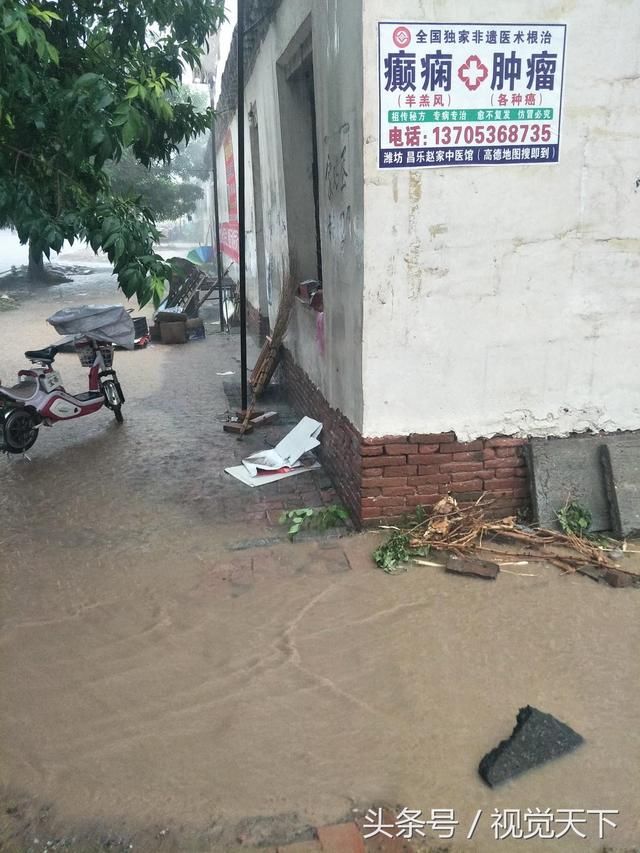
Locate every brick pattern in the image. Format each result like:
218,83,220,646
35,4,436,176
282,349,362,520
246,298,270,344
361,433,529,525
282,349,530,528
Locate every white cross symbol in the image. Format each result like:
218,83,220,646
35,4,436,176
461,58,486,87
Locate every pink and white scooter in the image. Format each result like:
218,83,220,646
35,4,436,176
0,306,132,454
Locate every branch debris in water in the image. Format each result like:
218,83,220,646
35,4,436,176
374,495,638,584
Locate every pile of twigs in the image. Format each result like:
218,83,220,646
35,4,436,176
400,495,621,574
250,276,298,396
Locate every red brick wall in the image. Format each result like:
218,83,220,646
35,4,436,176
281,348,531,528
246,300,270,344
282,349,362,519
360,433,529,526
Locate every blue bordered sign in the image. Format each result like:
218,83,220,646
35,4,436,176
378,22,567,168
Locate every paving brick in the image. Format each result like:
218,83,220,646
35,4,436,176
277,841,322,853
406,493,439,506
363,435,410,446
439,461,484,473
415,473,451,486
362,467,384,479
451,469,486,482
361,507,385,520
382,486,415,497
418,464,442,476
362,495,408,507
448,479,484,492
384,443,414,455
383,465,417,477
409,431,456,444
450,450,484,462
363,455,408,469
355,813,416,852
317,822,365,853
361,446,384,457
449,440,484,453
483,476,524,490
485,436,527,448
362,477,408,488
496,446,522,458
484,457,522,469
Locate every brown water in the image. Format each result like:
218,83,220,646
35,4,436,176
1,273,639,852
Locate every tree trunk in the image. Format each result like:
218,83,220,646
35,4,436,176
28,241,47,282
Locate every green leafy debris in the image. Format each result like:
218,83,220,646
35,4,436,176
279,505,350,541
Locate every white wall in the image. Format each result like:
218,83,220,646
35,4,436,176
362,0,640,440
218,0,365,427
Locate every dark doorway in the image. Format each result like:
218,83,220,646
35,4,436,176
278,31,323,283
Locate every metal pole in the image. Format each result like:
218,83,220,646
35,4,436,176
209,84,226,332
237,0,248,411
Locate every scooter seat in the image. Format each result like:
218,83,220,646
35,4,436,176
24,345,60,363
6,381,38,400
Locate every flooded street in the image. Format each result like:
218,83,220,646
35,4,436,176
0,265,639,852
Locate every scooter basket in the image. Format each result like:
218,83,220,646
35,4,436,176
75,341,96,367
98,345,114,368
74,341,114,368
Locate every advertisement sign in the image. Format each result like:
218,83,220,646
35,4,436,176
221,128,239,261
378,22,567,168
220,221,239,263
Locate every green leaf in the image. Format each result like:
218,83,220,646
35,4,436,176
46,43,58,64
76,73,101,87
15,22,29,46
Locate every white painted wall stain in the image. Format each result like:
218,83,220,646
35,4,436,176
217,0,365,427
361,0,640,440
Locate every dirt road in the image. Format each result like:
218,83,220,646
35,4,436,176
1,273,639,852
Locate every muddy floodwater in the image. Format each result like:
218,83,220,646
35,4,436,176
1,266,639,852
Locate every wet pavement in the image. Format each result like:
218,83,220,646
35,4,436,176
1,267,640,853
0,267,338,543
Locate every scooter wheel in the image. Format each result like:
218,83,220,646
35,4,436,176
102,379,124,423
3,408,39,453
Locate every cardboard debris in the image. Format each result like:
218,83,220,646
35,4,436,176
226,417,322,487
225,461,321,488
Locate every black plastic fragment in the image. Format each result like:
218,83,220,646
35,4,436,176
479,706,584,787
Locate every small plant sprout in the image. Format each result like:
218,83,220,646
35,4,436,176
279,505,350,541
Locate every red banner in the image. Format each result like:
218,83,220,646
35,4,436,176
223,129,238,220
220,221,239,262
220,129,239,262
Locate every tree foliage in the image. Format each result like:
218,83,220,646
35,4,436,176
0,0,224,304
106,86,211,224
106,149,205,224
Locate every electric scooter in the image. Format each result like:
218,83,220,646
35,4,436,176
0,305,132,454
